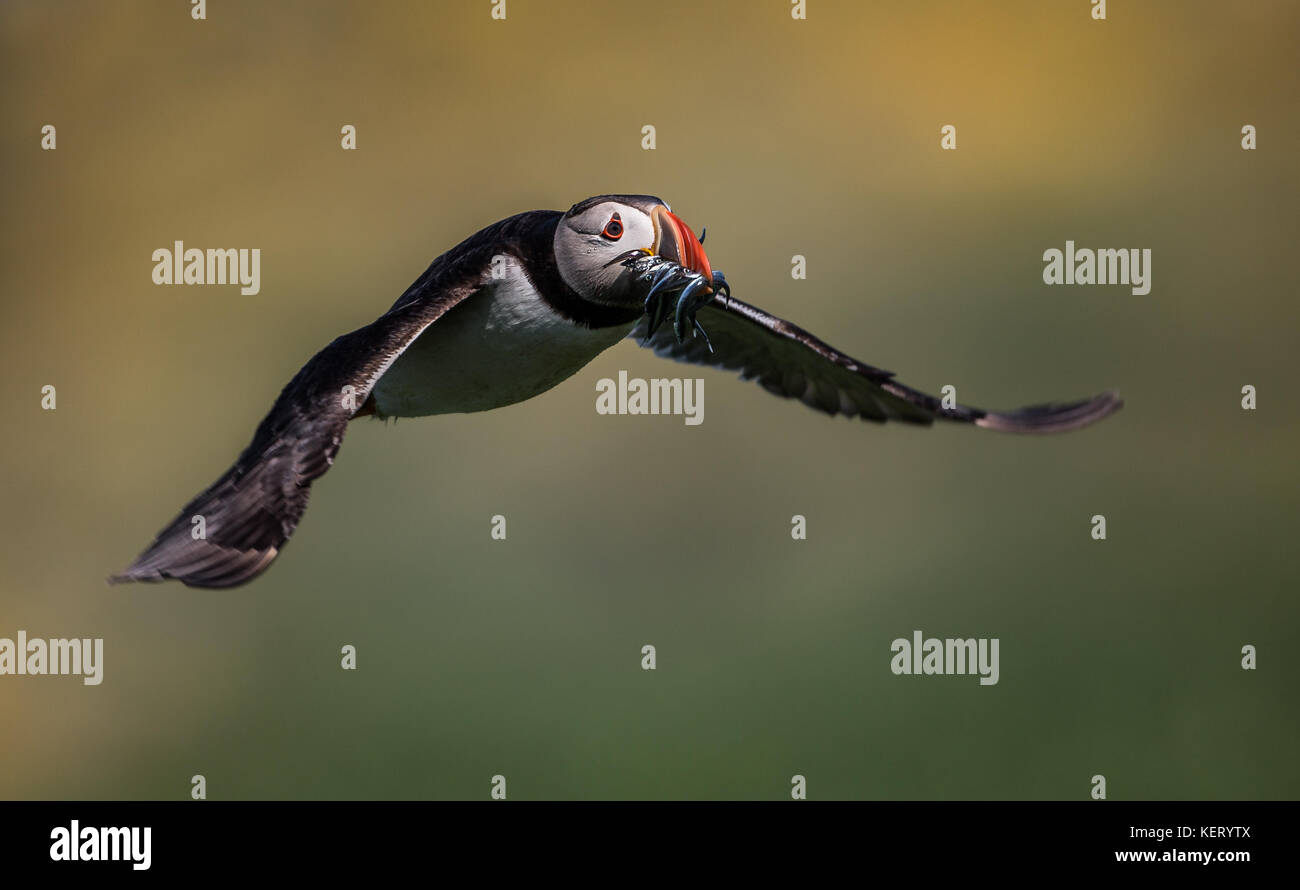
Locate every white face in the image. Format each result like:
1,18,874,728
553,200,658,305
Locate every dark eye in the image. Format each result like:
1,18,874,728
601,213,624,240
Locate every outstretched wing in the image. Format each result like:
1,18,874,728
108,298,467,588
110,211,561,589
630,292,1122,432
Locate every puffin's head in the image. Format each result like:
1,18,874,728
553,194,713,307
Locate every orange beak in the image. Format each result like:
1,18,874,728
651,205,713,289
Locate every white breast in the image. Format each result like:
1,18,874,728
371,257,634,418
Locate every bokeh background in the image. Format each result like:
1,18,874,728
2,0,1297,800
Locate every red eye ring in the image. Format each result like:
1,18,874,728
601,213,624,240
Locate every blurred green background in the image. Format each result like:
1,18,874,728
2,0,1297,800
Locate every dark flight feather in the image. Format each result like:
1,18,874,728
630,292,1122,433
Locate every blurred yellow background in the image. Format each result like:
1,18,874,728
1,0,1296,799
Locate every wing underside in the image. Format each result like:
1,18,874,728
630,293,1122,433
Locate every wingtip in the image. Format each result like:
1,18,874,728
976,389,1123,434
106,567,150,586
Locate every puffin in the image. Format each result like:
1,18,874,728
111,194,1122,588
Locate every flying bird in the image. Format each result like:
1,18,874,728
111,194,1121,588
